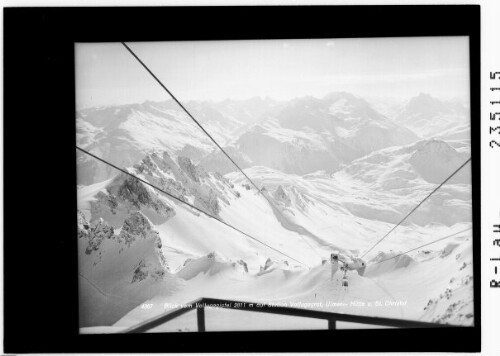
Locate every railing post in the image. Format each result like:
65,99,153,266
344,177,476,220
328,319,336,330
197,305,206,332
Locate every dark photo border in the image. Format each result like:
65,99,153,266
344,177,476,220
3,5,480,353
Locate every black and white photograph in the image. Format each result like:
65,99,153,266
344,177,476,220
76,37,474,333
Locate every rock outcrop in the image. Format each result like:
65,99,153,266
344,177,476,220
78,213,115,255
130,151,238,218
78,210,168,275
273,185,291,206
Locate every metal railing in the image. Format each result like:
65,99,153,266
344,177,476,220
120,297,448,333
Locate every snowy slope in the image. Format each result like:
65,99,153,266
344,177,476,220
223,137,471,256
76,100,247,185
105,229,472,332
77,92,474,333
76,151,330,295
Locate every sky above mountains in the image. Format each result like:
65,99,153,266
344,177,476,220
75,37,469,109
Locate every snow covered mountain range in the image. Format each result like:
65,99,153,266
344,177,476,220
77,92,453,184
76,92,473,332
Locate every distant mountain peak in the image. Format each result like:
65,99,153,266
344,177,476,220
416,139,455,154
323,91,360,102
394,93,468,139
405,92,446,114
